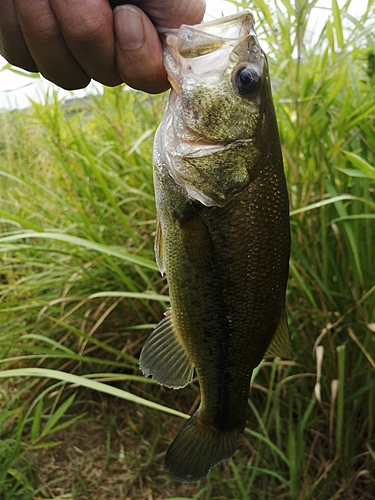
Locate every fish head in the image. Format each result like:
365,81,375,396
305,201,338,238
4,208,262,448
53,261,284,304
161,10,268,143
155,11,274,207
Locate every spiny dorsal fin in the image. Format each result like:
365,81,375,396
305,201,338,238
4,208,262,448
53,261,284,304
264,308,292,359
139,310,194,389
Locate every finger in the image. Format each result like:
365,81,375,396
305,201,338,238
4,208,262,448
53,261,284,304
114,5,168,94
132,0,206,28
0,0,37,71
15,0,90,89
114,1,206,94
49,0,122,87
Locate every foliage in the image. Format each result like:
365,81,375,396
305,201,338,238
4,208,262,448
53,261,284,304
0,0,375,498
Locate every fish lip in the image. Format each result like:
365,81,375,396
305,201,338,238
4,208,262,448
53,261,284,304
157,30,182,94
188,9,254,28
167,74,181,95
181,122,230,147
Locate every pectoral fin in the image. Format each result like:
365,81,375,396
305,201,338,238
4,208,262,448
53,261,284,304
264,308,292,359
139,310,194,389
173,203,214,273
155,215,165,275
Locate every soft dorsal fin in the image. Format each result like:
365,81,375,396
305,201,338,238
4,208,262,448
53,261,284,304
264,308,292,359
139,310,194,389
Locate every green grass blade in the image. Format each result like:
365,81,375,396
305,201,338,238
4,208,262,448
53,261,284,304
0,368,188,419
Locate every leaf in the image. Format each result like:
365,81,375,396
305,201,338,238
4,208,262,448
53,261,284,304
336,167,371,178
27,441,62,450
41,393,77,437
0,231,158,271
332,0,344,49
88,291,170,302
290,195,356,216
343,151,375,180
0,368,188,420
30,399,43,442
0,209,44,231
0,62,40,79
40,414,86,439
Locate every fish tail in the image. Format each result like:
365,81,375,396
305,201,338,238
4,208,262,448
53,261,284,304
164,412,239,482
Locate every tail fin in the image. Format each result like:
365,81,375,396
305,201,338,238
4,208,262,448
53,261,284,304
164,412,239,482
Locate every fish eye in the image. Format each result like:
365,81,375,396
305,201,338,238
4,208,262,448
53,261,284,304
234,66,261,97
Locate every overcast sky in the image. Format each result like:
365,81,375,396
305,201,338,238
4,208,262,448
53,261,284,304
0,0,369,110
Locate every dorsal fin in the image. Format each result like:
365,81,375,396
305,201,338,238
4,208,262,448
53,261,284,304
264,308,292,359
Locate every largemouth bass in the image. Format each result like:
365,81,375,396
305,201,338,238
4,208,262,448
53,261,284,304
140,10,291,482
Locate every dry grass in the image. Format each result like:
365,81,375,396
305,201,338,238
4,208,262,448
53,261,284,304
28,394,202,500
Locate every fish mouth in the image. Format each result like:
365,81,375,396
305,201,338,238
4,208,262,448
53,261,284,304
158,10,259,94
183,122,229,147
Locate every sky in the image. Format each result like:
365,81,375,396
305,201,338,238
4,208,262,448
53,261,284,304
0,0,370,110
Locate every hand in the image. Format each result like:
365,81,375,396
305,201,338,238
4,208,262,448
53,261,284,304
0,0,205,93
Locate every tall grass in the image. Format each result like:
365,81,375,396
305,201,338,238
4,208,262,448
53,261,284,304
1,0,374,498
0,88,173,497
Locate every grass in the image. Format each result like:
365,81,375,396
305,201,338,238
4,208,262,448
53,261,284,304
1,0,375,498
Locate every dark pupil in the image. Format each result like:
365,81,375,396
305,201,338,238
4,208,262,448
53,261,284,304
238,67,260,94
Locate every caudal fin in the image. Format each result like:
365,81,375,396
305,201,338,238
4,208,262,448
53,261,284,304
164,412,239,482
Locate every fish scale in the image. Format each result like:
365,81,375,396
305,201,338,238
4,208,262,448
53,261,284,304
139,10,292,482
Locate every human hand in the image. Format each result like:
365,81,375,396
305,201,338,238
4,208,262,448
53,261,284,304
0,0,205,93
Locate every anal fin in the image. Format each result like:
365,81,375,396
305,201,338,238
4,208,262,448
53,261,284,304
264,308,292,359
139,310,194,389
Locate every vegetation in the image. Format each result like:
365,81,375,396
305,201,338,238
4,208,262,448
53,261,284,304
0,0,374,498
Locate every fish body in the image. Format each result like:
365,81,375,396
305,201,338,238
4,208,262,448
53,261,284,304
140,10,291,482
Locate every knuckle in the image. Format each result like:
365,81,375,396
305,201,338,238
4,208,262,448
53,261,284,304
26,11,58,38
65,17,107,45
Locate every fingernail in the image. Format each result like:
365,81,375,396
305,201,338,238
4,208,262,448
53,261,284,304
115,5,146,51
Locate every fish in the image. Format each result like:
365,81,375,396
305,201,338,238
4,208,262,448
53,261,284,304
139,10,291,483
